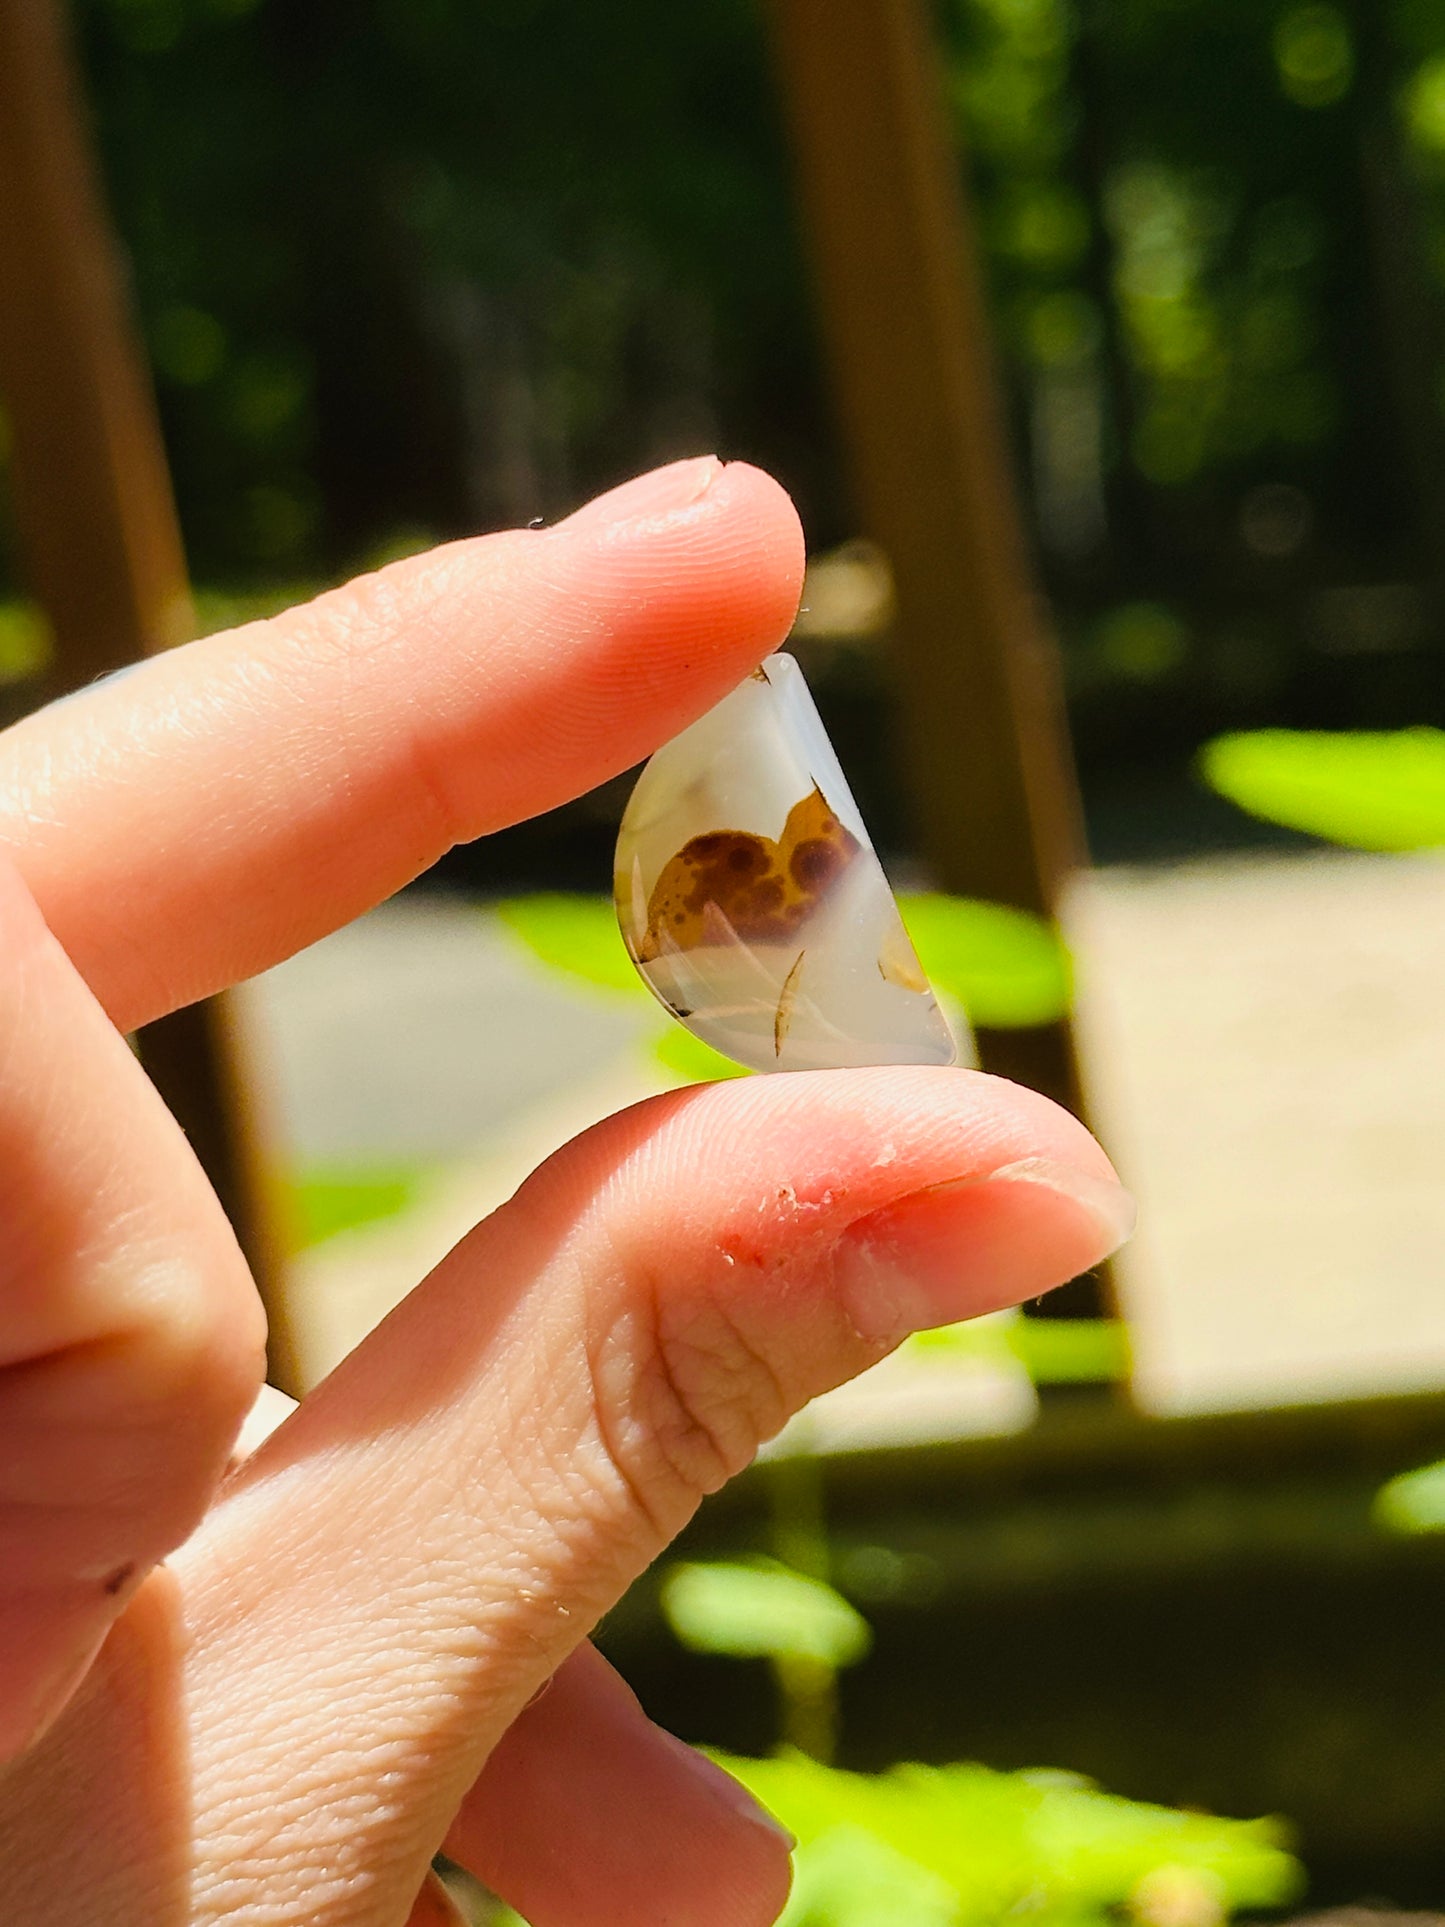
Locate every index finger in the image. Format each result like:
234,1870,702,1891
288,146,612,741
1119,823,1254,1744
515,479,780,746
0,458,804,1031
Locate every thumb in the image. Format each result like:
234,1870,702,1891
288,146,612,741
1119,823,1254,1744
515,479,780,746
11,1067,1130,1926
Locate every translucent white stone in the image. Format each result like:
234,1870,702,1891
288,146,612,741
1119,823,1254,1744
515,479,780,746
614,652,960,1073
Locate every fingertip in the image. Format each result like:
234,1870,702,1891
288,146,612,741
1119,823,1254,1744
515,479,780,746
0,1592,106,1767
558,1064,1122,1243
958,1069,1127,1188
707,459,808,591
554,454,724,531
555,455,806,602
552,454,806,658
417,457,809,828
449,1644,795,1927
837,1155,1134,1342
714,461,808,648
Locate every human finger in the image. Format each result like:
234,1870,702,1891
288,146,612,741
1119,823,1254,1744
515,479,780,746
226,1374,789,1923
0,1067,1130,1925
443,1641,793,1927
0,457,804,1032
221,1384,785,1923
0,857,264,1763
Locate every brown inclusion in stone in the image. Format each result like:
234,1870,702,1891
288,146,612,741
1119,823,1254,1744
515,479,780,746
640,788,860,961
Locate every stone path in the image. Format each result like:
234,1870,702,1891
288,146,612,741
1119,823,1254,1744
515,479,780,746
1070,849,1445,1415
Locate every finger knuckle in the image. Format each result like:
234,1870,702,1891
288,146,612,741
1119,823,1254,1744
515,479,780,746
587,1269,792,1541
111,1244,266,1486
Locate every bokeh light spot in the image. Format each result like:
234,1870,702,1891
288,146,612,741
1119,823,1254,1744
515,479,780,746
1273,6,1353,110
1092,603,1190,683
1405,55,1445,154
0,604,54,686
153,305,227,387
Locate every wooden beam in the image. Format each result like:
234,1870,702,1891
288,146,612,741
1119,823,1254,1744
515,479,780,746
0,0,288,1361
0,0,190,681
767,0,1109,1320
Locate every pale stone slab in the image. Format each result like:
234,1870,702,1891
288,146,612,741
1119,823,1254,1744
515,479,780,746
1070,849,1445,1414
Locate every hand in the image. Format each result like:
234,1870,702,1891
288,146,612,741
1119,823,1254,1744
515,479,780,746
0,457,1132,1926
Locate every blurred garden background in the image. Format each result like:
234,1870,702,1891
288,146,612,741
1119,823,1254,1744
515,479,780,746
5,1,1445,1922
10,0,1445,799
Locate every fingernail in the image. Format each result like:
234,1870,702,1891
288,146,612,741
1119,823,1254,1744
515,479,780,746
659,1730,797,1850
557,456,722,533
837,1156,1136,1345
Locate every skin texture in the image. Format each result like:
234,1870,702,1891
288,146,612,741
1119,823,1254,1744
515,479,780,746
0,459,1134,1925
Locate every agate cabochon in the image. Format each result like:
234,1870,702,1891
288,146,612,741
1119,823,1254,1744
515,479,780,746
614,653,960,1073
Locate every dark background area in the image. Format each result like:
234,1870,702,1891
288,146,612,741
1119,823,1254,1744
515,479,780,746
5,0,1445,870
601,1397,1445,1907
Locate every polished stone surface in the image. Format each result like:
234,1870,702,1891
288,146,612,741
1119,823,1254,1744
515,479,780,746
614,653,959,1073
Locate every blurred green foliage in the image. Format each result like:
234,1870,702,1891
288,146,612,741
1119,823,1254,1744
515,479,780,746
494,892,640,995
1200,726,1445,847
1005,1312,1130,1384
192,581,322,633
0,603,52,686
286,1164,428,1248
710,1753,1301,1927
867,1306,1125,1385
661,1560,871,1668
0,0,1431,785
486,1558,1303,1926
1374,1455,1445,1532
651,1025,751,1082
898,893,1072,1028
494,890,1073,1051
496,890,737,1084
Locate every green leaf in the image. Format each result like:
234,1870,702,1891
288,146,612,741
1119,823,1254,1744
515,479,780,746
1373,1457,1445,1535
0,602,53,684
497,894,755,1076
1199,728,1445,851
494,893,643,995
1008,1317,1132,1385
286,1165,428,1249
660,1560,872,1668
904,1311,1020,1360
778,1825,958,1926
711,1753,1302,1925
899,893,1073,1028
651,1026,750,1082
494,890,1075,1034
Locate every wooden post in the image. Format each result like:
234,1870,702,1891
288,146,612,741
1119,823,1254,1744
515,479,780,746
0,0,287,1355
767,0,1109,1321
